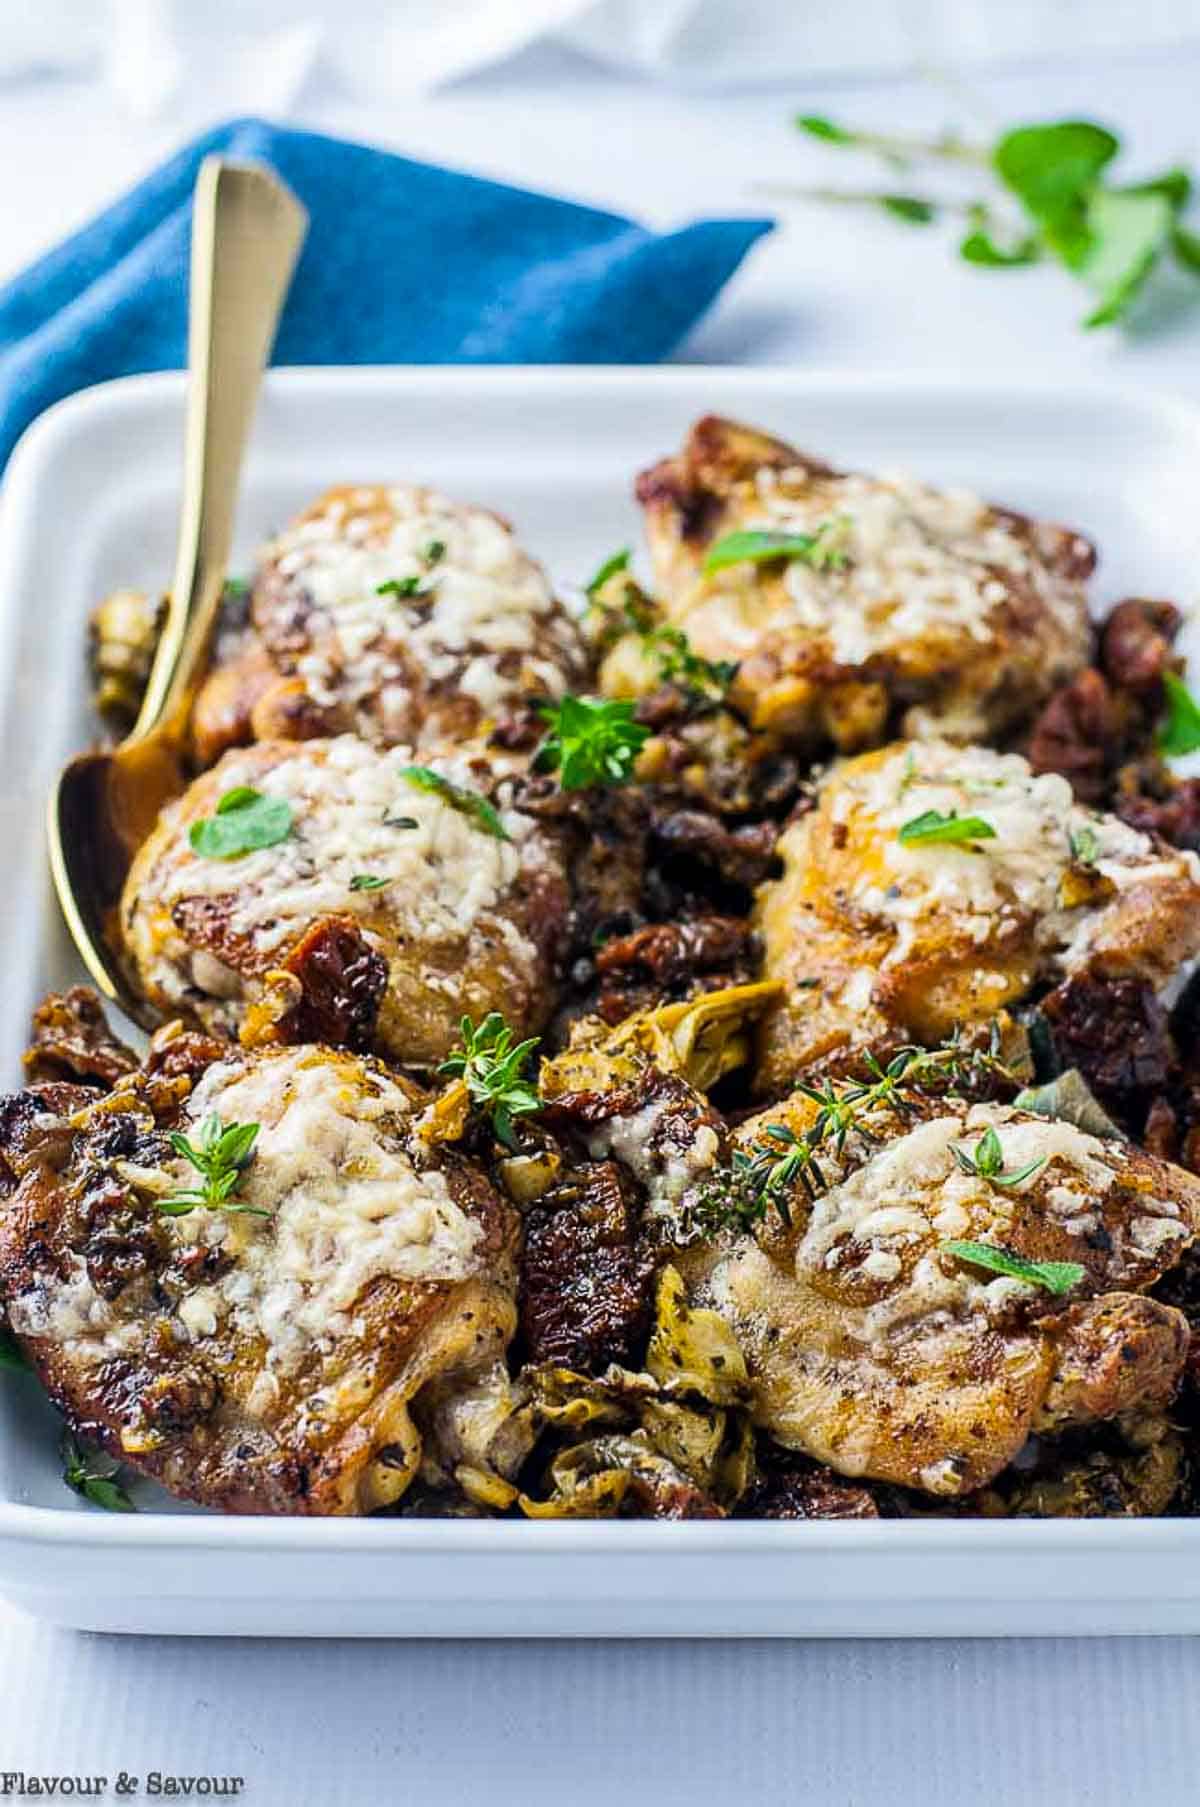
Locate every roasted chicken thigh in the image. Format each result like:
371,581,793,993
755,738,1200,1095
120,735,571,1068
191,483,588,764
636,415,1093,750
0,1038,517,1514
691,1095,1200,1496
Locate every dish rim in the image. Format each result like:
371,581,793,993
4,362,1200,1555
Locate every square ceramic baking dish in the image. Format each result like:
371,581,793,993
2,366,1200,1637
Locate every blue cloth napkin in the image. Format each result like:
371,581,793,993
0,116,771,472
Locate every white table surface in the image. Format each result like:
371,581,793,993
3,33,1200,1806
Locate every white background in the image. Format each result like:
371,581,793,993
3,23,1200,1807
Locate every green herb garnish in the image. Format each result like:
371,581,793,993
1158,670,1200,758
703,520,851,575
349,874,389,892
898,809,996,846
189,787,293,861
689,1031,1017,1235
438,1012,541,1149
161,1114,266,1217
942,1239,1085,1296
1069,825,1100,865
377,541,445,601
376,575,426,599
950,1125,1046,1189
585,547,632,596
784,111,1200,328
399,765,510,840
383,811,420,830
0,1325,28,1372
535,695,651,791
61,1432,135,1513
645,625,738,706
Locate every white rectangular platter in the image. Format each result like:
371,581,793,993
1,365,1200,1637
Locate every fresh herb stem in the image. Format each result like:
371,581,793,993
690,1031,1017,1236
535,696,650,791
438,1013,542,1149
162,1114,266,1217
61,1431,136,1512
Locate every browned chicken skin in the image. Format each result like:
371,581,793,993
191,483,588,765
636,415,1092,751
755,738,1200,1096
689,1093,1200,1497
0,1035,517,1515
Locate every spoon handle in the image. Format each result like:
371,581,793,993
130,156,308,744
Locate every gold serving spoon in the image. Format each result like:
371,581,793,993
48,156,307,1027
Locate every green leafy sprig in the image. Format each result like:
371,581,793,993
400,765,511,841
189,786,293,861
376,539,446,600
1159,670,1200,758
438,1012,542,1149
703,519,852,575
162,1114,266,1217
941,1240,1085,1296
949,1125,1046,1189
585,547,633,597
61,1431,136,1512
898,809,996,847
782,113,1200,329
690,1032,1017,1236
535,695,651,791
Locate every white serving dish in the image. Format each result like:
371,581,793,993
1,365,1200,1638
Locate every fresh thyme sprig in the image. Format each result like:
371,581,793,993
535,695,651,791
438,1012,542,1149
161,1114,266,1217
644,625,738,708
61,1431,135,1512
688,1031,1017,1236
949,1125,1046,1189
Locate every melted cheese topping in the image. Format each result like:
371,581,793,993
736,466,1085,666
819,738,1199,967
711,1104,1188,1352
267,485,578,727
585,1094,721,1224
10,1051,488,1373
157,735,546,960
169,1051,484,1370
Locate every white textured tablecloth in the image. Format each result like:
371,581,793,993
2,35,1200,1807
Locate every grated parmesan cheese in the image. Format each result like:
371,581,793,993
153,735,548,960
170,1049,485,1370
264,485,581,735
817,738,1200,971
727,467,1086,667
